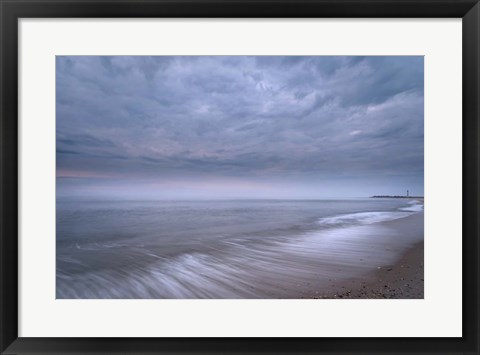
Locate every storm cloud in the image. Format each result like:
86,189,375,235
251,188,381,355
56,56,423,199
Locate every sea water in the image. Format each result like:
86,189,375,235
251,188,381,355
56,198,423,298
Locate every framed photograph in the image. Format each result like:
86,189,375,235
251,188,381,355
1,0,478,354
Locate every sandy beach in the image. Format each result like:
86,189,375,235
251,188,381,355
306,241,424,299
304,210,424,299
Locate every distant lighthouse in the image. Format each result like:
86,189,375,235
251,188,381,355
407,190,409,197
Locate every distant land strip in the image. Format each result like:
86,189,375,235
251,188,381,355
371,195,424,198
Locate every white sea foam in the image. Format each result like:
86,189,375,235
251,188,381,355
400,201,424,212
317,211,411,227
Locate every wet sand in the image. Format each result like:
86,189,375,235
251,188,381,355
306,242,424,299
303,211,424,299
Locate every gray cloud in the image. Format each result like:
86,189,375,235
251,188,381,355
56,56,424,198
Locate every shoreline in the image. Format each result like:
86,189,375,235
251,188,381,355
306,241,424,299
303,211,424,299
57,200,424,299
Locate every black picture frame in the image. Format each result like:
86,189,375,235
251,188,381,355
1,1,478,354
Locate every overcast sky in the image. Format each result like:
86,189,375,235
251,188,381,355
56,56,423,199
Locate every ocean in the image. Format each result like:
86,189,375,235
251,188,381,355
56,198,424,298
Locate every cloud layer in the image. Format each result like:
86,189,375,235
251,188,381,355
56,56,424,199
